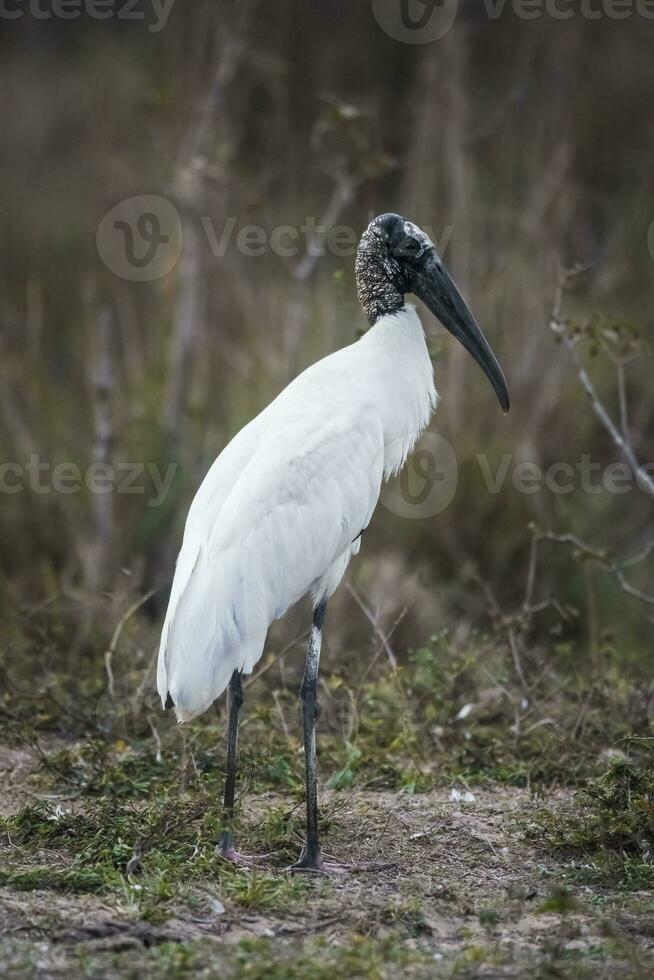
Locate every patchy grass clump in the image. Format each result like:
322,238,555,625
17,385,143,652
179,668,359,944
528,759,654,853
220,871,312,911
0,794,318,923
2,797,217,872
37,740,183,798
526,757,654,889
0,866,116,893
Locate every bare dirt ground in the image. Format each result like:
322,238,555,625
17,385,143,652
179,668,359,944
1,741,653,979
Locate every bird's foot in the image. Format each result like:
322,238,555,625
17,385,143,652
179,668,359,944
284,843,328,874
286,857,347,875
285,846,396,875
216,845,275,867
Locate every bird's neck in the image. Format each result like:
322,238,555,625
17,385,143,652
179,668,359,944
360,283,405,326
355,257,405,326
361,305,439,476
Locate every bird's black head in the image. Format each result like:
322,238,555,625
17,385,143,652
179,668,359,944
356,212,510,413
355,213,430,324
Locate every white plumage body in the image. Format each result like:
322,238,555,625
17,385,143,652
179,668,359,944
157,304,438,721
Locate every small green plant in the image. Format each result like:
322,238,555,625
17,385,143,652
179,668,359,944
478,906,501,929
537,886,579,914
327,741,362,790
220,870,312,911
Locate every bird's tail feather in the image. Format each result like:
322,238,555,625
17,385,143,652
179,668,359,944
157,545,267,722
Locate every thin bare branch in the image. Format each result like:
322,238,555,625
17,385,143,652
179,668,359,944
346,584,398,670
550,267,654,496
104,590,156,699
536,531,654,608
244,630,310,689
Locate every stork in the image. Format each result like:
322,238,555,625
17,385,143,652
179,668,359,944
157,212,509,871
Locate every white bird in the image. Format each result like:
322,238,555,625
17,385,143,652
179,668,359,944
157,212,509,871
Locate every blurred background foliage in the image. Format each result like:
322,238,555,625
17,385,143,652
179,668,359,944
0,0,652,752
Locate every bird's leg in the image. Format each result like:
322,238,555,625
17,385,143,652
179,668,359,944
216,671,274,866
217,669,245,860
286,603,398,877
289,600,327,871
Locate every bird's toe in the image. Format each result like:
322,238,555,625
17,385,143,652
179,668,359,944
216,846,275,867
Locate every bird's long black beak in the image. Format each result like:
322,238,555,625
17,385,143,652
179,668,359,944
410,254,510,413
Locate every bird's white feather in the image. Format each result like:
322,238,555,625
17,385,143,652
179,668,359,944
158,305,437,721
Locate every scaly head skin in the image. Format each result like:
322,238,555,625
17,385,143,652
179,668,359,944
356,212,510,413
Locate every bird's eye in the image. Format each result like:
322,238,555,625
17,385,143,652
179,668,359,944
399,235,424,257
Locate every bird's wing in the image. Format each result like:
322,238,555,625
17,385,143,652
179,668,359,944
157,400,384,721
155,414,263,703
